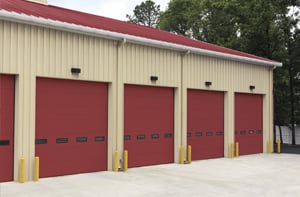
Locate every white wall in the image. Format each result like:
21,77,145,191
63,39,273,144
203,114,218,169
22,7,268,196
275,126,300,144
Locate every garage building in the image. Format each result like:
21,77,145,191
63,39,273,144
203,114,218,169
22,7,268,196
0,0,281,182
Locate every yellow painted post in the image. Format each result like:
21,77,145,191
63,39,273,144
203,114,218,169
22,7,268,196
123,150,128,172
114,151,119,172
277,140,281,153
235,142,239,157
230,143,234,158
34,157,39,182
19,158,25,183
180,146,184,164
187,145,192,164
268,141,272,153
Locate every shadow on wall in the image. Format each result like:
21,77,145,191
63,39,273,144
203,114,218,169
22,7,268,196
275,126,300,144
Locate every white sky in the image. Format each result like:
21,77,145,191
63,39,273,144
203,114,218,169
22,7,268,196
48,0,170,21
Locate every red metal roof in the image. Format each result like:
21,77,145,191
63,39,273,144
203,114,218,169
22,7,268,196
0,0,277,63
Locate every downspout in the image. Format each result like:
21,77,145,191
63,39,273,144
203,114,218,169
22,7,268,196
115,38,126,169
181,50,190,162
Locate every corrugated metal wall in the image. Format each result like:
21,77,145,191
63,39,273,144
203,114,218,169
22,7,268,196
115,43,182,164
182,54,273,157
0,20,274,181
121,43,181,87
185,54,269,93
0,21,116,80
0,20,117,180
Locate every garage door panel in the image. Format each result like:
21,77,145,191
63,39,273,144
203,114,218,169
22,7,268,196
36,78,108,178
0,75,14,182
37,141,107,176
124,134,174,168
124,85,174,168
235,93,263,155
36,140,107,177
125,138,174,167
187,90,224,161
36,80,107,133
188,131,224,159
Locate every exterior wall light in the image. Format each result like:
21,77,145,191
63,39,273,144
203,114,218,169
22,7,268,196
71,68,81,74
150,76,158,81
205,81,212,87
249,85,255,90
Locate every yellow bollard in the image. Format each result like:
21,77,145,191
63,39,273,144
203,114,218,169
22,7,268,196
235,142,239,157
114,151,119,172
180,146,184,164
34,157,39,182
230,143,234,158
268,141,272,153
19,158,25,183
123,150,128,172
187,145,192,164
277,140,281,153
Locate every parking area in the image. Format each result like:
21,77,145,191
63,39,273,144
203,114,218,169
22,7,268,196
1,154,300,197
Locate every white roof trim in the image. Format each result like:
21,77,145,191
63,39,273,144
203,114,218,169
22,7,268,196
0,10,282,67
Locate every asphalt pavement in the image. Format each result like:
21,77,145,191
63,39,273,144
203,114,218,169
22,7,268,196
274,143,300,154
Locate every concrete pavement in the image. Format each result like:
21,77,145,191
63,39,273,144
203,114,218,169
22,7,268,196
1,154,300,197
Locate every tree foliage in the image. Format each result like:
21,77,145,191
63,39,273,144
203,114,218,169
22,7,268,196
159,0,198,37
289,29,300,126
159,0,300,142
159,0,297,55
126,0,161,28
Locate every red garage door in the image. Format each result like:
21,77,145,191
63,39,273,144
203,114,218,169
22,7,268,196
124,85,174,168
187,90,224,160
235,93,263,155
35,78,108,178
0,75,14,182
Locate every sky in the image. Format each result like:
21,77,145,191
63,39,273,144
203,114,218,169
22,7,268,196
48,0,170,21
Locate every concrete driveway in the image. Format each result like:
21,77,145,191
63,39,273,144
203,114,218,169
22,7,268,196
1,154,299,197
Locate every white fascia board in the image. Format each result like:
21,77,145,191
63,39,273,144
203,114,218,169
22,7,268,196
0,10,282,67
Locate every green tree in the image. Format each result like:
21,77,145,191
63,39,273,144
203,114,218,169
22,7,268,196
292,30,300,126
159,0,294,53
288,28,300,143
160,0,300,144
196,0,240,48
159,0,240,48
159,0,198,37
126,0,161,28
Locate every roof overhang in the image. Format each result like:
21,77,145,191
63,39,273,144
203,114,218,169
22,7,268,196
0,10,282,68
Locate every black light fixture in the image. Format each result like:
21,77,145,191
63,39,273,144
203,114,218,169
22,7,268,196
205,81,212,87
150,76,158,81
249,85,255,90
71,68,81,74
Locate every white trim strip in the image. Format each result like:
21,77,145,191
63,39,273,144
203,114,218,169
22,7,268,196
0,10,282,67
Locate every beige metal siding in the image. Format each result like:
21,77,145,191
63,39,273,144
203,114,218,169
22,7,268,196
0,21,116,81
121,43,181,87
116,43,182,164
0,20,117,181
36,28,116,81
185,55,269,93
14,74,36,181
263,69,274,152
183,54,273,157
0,21,19,74
0,19,275,181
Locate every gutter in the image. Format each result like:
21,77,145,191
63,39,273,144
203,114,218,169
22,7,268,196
0,10,282,67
